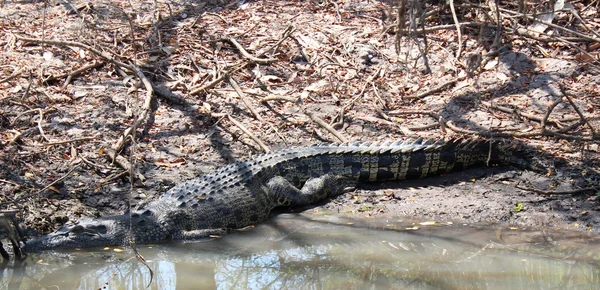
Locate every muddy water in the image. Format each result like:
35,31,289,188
3,213,600,289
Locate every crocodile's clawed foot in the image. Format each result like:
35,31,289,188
0,210,26,260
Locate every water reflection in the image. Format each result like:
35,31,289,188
3,213,600,289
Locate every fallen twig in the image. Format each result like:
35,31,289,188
403,76,464,100
105,149,146,181
227,76,264,122
259,95,299,104
226,114,270,152
35,108,49,142
304,109,348,143
449,0,462,58
15,35,135,71
388,22,496,35
189,62,247,95
40,61,105,87
384,109,443,134
42,135,100,147
0,67,23,84
223,37,277,64
516,184,600,195
540,98,563,134
498,7,600,43
482,101,582,124
444,120,598,141
62,61,105,88
559,84,597,138
111,65,156,153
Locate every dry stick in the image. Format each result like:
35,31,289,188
15,35,136,71
0,68,22,84
0,179,19,186
388,22,496,35
223,37,277,64
7,129,22,145
190,62,247,95
449,0,462,58
42,135,100,147
304,110,348,143
403,76,464,100
559,85,598,138
62,61,105,88
11,108,51,126
98,171,129,185
516,184,600,195
539,98,563,134
384,110,442,133
111,70,155,153
569,7,600,39
377,110,415,135
40,61,105,85
227,76,289,144
387,106,598,141
226,115,270,152
260,95,299,104
35,108,50,142
21,72,33,102
394,0,406,55
105,148,145,181
445,120,597,141
481,101,582,124
11,108,53,143
227,76,264,122
506,24,599,63
498,7,600,43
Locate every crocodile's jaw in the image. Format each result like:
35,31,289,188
25,216,132,251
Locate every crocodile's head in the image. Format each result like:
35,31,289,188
25,215,131,251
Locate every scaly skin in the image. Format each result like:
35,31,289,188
24,138,531,251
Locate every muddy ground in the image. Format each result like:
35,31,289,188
0,0,599,243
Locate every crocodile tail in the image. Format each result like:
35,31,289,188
488,139,540,170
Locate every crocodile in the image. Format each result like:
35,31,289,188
23,138,533,251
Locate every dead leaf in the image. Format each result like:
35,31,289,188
155,157,186,167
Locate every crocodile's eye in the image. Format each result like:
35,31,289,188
89,225,108,234
69,225,85,234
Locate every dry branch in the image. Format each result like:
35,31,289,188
189,62,247,95
516,184,600,195
226,114,270,152
0,68,23,84
403,76,464,100
105,149,145,181
304,110,348,143
223,37,277,64
498,7,600,43
559,85,598,138
260,95,299,104
227,76,264,122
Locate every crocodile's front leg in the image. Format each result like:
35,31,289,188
266,174,357,207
